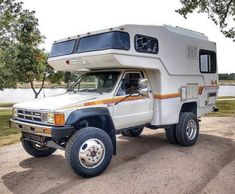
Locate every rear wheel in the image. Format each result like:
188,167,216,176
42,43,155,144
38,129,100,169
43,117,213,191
121,127,144,137
165,125,178,144
22,139,57,157
65,127,113,178
175,112,199,146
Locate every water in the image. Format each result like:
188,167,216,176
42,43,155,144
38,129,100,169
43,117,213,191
0,86,234,103
218,86,235,97
0,88,66,103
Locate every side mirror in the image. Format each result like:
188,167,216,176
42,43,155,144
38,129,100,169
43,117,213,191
139,78,148,88
138,78,149,96
139,88,149,96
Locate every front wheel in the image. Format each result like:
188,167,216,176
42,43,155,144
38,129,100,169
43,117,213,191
22,139,57,157
175,112,199,146
65,127,113,178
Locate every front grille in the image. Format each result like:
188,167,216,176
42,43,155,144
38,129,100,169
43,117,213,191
16,109,45,123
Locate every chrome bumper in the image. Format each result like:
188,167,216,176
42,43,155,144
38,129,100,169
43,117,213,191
9,119,52,137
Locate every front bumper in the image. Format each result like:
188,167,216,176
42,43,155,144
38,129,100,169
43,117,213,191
9,119,74,140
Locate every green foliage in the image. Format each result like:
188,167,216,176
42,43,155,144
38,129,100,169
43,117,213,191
176,0,235,41
0,0,63,97
47,67,64,84
64,71,81,83
219,73,235,80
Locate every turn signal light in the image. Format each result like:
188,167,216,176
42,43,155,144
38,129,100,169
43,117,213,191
54,113,65,126
43,128,51,135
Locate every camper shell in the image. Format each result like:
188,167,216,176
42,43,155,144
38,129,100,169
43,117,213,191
49,24,218,125
10,24,218,177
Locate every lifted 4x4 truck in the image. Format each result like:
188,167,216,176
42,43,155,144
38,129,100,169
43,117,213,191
10,25,219,177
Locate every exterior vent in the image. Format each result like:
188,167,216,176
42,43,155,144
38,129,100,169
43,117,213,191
187,46,198,59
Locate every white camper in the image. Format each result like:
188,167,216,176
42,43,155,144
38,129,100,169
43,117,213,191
10,25,219,177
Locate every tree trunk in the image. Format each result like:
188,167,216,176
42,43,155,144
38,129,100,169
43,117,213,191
30,72,46,99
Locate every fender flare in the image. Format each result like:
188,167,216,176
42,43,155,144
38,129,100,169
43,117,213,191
66,107,117,155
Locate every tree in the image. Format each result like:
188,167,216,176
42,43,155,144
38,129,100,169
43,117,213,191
0,0,60,98
0,0,22,89
219,73,235,80
176,0,235,41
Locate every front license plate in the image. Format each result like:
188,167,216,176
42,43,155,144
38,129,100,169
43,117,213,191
22,132,46,143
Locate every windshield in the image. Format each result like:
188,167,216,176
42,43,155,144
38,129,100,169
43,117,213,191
69,71,120,93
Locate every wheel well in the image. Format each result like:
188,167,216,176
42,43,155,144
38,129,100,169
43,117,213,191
76,115,111,130
180,102,197,115
75,115,116,155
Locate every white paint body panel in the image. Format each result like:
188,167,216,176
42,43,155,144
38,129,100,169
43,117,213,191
13,24,218,130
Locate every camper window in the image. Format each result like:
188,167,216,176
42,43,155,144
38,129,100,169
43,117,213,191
134,34,158,54
50,40,76,57
76,31,130,53
199,50,216,73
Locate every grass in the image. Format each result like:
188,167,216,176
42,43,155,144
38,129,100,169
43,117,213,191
0,133,21,146
206,100,235,117
218,96,235,99
0,110,20,146
219,80,235,85
0,102,15,107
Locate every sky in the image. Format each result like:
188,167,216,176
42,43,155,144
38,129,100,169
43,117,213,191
21,0,235,73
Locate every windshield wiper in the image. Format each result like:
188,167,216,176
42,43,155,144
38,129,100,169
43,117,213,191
79,88,103,94
67,88,77,93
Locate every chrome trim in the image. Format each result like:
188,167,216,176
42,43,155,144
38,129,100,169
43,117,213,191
13,108,48,124
78,138,105,169
186,119,197,140
10,119,52,137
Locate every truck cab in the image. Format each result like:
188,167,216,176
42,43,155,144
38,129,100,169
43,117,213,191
10,24,218,177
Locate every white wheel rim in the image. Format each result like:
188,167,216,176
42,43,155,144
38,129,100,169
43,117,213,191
186,119,197,140
78,138,105,169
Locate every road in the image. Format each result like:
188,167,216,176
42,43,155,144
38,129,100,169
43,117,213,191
0,117,234,194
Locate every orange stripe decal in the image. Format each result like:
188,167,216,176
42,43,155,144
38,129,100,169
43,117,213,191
154,93,181,99
84,96,144,106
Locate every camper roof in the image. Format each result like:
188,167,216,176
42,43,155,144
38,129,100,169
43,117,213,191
54,24,208,44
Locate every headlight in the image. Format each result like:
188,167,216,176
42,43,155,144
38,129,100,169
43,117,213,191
47,113,65,126
47,113,54,123
13,109,18,117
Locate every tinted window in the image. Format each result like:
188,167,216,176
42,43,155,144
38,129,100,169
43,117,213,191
135,34,158,54
49,40,76,57
117,73,142,96
199,50,216,73
77,31,130,53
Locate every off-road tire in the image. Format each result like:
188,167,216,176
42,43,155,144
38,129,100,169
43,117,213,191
121,127,144,137
65,127,113,178
165,125,178,144
22,139,56,157
175,112,199,146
